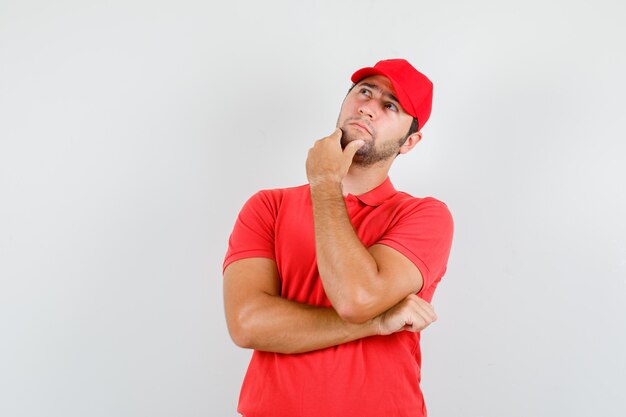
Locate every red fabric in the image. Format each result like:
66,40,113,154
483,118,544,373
224,178,453,417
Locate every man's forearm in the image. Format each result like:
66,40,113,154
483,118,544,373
305,130,407,322
225,258,380,354
225,258,434,354
310,180,383,320
230,292,379,354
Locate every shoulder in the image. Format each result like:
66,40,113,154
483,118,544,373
393,191,452,219
383,192,454,239
244,184,310,210
250,184,310,201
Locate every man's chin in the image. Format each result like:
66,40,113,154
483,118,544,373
340,130,370,150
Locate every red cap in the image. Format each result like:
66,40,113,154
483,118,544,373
351,59,433,130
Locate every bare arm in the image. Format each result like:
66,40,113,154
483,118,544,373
223,257,436,354
224,257,378,354
306,129,423,323
310,182,423,322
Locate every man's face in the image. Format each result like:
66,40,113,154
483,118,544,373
336,75,415,166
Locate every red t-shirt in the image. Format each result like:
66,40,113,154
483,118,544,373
224,178,453,417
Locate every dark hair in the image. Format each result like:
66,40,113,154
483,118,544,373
406,117,419,137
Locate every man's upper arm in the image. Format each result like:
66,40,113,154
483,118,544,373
350,243,423,319
223,257,280,347
375,198,454,295
369,243,424,291
223,189,281,345
355,199,453,320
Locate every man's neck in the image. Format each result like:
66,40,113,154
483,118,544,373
341,163,391,196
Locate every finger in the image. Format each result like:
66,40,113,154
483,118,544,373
407,320,430,333
411,299,437,323
402,314,427,333
402,300,436,327
410,307,437,331
408,295,437,321
331,127,343,140
344,139,364,159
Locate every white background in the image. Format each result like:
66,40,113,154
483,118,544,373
1,1,625,416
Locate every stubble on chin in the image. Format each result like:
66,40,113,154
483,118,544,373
343,130,404,167
337,126,375,164
339,126,372,150
338,131,354,149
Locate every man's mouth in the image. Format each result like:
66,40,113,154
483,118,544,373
348,121,372,135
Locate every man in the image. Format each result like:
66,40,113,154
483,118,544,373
223,59,453,417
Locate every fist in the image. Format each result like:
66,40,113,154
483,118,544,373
376,294,437,336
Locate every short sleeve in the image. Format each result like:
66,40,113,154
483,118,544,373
377,198,454,294
223,190,281,272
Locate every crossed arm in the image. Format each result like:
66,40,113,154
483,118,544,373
225,258,376,354
223,129,437,354
310,181,424,323
223,258,435,354
306,129,426,323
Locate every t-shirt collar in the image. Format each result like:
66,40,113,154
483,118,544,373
352,177,398,206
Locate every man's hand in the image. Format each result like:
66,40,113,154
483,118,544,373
306,128,364,186
376,294,437,336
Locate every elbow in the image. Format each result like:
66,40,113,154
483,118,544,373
334,292,378,324
228,326,253,349
337,310,372,324
226,310,256,349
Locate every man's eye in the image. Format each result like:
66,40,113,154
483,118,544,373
359,88,372,97
385,103,398,111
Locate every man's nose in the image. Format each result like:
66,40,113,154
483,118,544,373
358,103,376,119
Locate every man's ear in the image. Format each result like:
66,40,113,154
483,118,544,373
399,131,422,155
